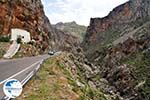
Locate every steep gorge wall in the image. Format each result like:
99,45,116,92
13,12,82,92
81,0,150,99
82,0,150,53
0,0,54,51
0,0,79,52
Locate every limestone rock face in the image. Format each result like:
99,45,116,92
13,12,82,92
0,0,53,52
81,0,150,99
82,0,150,52
0,0,79,52
0,0,51,35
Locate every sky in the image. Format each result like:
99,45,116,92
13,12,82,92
41,0,129,26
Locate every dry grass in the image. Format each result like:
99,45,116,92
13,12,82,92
17,53,112,100
13,44,39,58
17,54,80,100
0,42,10,58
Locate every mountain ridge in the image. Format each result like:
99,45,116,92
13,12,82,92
53,21,87,41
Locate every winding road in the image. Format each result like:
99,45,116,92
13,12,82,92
0,54,50,99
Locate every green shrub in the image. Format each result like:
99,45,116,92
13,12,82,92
28,41,34,45
0,36,10,42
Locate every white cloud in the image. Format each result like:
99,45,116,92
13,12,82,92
42,0,129,26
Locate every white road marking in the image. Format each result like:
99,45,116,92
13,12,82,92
0,60,42,85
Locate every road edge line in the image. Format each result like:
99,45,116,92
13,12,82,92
0,60,41,85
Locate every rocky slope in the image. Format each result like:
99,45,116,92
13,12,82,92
53,21,87,41
82,0,150,56
82,0,150,100
52,28,80,51
0,0,79,53
17,53,114,100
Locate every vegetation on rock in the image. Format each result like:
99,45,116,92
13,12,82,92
53,21,87,41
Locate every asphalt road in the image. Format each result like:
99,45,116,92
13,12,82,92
0,54,50,99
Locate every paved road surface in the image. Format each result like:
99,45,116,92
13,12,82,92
0,54,50,99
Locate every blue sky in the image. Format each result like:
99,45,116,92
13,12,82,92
42,0,129,26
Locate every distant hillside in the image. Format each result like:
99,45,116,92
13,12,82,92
53,21,87,41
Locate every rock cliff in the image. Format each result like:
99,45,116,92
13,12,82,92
82,0,150,55
0,0,78,52
82,0,150,99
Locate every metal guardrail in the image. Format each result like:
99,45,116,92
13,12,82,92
2,60,44,100
2,51,61,100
